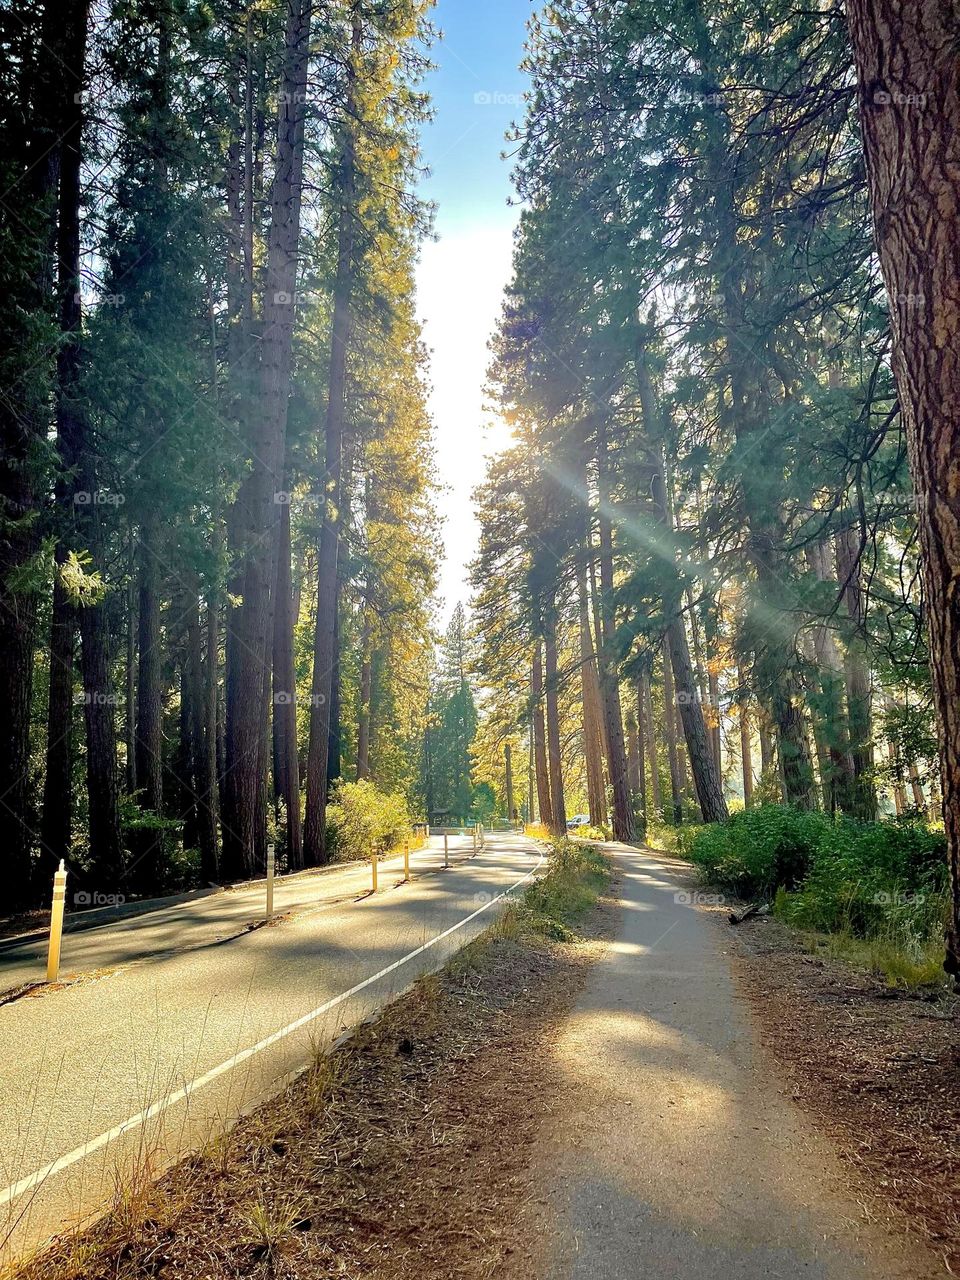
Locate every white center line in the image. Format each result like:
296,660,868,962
0,851,544,1209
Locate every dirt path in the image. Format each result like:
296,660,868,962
513,843,944,1280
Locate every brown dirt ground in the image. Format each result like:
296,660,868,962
13,898,616,1280
720,912,960,1275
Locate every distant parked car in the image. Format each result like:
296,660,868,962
566,814,591,830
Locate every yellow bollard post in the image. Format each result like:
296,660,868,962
47,860,68,984
266,843,275,921
444,831,449,868
404,842,411,881
371,852,379,893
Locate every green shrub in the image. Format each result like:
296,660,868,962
687,805,832,895
325,780,410,861
774,817,948,949
688,804,949,983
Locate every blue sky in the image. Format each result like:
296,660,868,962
415,0,533,621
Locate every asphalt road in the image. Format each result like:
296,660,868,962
527,844,939,1280
0,832,542,1266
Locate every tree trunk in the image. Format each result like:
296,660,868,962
204,591,220,875
845,0,960,973
304,12,360,865
577,550,607,826
0,0,80,905
136,529,164,816
626,709,641,798
636,356,728,824
738,664,754,807
505,742,515,820
356,603,373,781
40,0,89,873
224,0,312,879
543,595,567,835
184,591,217,881
661,640,684,824
834,529,877,820
667,615,729,823
532,645,552,830
634,680,648,833
595,421,635,842
272,496,302,867
642,672,662,816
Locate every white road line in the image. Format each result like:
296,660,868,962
0,850,544,1209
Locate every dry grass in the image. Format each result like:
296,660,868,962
12,846,611,1280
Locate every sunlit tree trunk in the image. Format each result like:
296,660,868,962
225,0,312,878
532,644,552,830
661,640,684,823
304,11,361,865
577,549,606,826
845,0,960,974
272,495,302,867
595,419,635,841
543,591,567,835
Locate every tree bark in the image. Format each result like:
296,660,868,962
532,644,552,830
356,601,373,781
595,420,635,841
577,549,607,826
543,594,567,835
845,0,960,974
505,742,515,820
661,640,684,823
642,672,662,816
224,0,312,879
272,495,302,867
638,365,729,823
185,589,218,880
136,528,164,816
304,11,361,865
834,529,877,819
738,664,754,806
634,679,648,832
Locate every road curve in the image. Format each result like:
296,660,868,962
0,833,543,1266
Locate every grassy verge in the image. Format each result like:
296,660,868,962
11,840,611,1280
685,805,950,990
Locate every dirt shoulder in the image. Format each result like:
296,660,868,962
721,911,960,1273
12,854,615,1280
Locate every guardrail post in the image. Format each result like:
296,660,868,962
371,851,379,893
47,860,68,983
444,831,449,868
404,841,411,881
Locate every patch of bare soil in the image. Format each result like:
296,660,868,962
16,901,616,1280
722,914,960,1274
